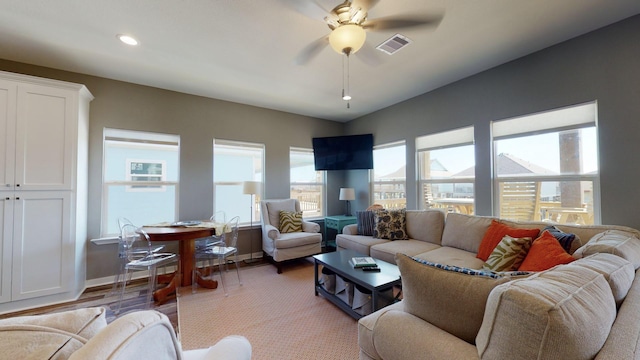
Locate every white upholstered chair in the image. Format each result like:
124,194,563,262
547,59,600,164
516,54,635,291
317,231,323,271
260,199,322,273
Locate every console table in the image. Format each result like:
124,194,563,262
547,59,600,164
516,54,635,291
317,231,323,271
324,215,357,249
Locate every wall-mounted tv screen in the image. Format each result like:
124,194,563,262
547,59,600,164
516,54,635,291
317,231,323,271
312,134,374,171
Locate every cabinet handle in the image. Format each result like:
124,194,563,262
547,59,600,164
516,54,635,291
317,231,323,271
4,197,9,200
16,197,20,200
16,184,20,187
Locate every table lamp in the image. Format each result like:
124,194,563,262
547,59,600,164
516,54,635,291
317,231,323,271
339,188,356,216
243,181,261,264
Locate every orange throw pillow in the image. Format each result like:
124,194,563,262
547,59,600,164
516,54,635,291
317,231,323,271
476,220,540,261
519,230,576,271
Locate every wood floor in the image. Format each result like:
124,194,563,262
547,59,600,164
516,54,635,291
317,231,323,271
0,257,271,333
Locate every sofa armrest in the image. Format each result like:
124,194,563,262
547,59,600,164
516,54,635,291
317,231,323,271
302,221,320,233
264,224,280,240
183,335,252,360
343,224,358,235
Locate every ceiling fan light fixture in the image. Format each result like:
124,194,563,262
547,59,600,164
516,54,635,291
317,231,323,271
329,24,366,54
117,34,138,46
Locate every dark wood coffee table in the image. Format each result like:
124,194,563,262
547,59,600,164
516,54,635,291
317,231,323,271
313,249,401,319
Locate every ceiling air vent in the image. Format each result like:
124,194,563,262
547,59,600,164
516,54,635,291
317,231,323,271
376,34,412,55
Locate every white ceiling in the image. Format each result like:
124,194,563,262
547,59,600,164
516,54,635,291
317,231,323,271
1,0,639,122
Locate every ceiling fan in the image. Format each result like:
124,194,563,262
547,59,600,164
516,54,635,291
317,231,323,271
296,0,444,64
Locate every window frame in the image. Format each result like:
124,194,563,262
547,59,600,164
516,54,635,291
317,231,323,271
289,147,325,219
491,102,600,224
370,141,407,210
416,126,475,213
102,128,180,236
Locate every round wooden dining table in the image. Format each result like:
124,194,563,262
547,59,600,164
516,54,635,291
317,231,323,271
142,225,218,302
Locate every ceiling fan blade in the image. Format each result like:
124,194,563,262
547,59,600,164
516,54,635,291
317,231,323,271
282,0,329,21
363,13,444,31
354,41,383,67
295,35,329,65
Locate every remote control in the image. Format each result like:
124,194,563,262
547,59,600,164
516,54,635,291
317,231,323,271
362,266,381,272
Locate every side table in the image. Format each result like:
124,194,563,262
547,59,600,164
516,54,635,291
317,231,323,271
324,215,357,249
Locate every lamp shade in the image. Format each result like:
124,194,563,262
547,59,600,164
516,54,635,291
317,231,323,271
339,188,356,201
242,181,261,195
329,24,366,55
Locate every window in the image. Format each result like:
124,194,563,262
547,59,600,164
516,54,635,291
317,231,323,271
371,141,406,209
102,129,179,236
492,102,599,224
290,147,324,218
213,139,264,225
416,127,475,214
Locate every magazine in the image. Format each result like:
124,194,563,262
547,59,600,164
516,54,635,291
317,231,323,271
349,256,377,268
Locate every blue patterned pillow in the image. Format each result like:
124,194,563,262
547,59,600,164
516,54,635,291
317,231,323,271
412,258,532,278
356,211,376,236
544,225,576,253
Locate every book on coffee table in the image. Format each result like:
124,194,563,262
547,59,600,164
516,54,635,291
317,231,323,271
349,256,377,268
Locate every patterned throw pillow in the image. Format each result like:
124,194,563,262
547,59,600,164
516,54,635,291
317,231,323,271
543,225,577,253
476,220,540,261
356,210,376,236
279,211,302,233
483,235,533,272
373,209,409,240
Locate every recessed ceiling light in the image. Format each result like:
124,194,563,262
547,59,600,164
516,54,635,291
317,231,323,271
117,34,138,46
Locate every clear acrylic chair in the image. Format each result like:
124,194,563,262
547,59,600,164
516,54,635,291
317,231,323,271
108,217,166,297
192,216,242,296
115,223,179,314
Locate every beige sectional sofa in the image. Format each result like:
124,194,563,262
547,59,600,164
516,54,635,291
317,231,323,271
336,210,640,359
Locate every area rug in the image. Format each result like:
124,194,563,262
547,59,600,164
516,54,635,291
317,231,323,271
178,260,360,359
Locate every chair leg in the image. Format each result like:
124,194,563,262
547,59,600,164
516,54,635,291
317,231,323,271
234,254,242,286
218,256,228,297
145,266,157,310
115,268,131,315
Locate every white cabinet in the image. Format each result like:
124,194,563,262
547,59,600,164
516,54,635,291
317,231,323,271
0,71,92,312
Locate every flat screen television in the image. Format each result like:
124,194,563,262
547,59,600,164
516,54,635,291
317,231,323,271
312,134,374,170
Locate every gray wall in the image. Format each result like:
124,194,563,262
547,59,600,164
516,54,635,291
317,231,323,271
0,59,344,280
346,14,640,229
2,14,640,280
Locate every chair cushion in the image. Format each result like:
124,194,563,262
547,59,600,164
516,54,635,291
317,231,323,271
273,231,322,249
482,235,532,272
279,210,302,233
573,230,640,269
265,199,296,228
395,253,514,344
477,265,616,360
519,230,576,271
476,220,540,261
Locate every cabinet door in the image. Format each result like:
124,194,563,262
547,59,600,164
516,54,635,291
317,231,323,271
0,195,13,304
0,80,16,190
11,191,71,300
15,84,76,190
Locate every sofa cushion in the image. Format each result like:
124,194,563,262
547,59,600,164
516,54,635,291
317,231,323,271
568,253,635,307
370,240,440,264
518,230,576,271
356,210,376,236
441,213,494,253
482,235,532,272
373,209,408,240
405,210,445,245
0,307,107,360
476,265,616,360
414,246,485,269
395,253,514,344
0,307,107,339
476,220,540,261
336,234,389,256
573,230,640,269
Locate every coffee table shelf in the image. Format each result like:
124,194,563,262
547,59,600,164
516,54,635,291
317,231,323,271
313,250,401,319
